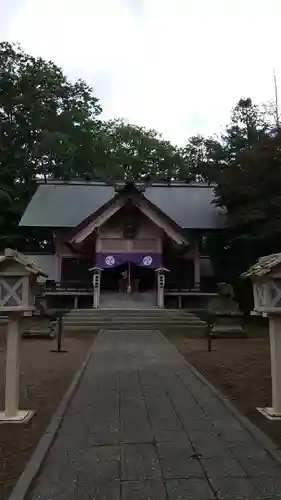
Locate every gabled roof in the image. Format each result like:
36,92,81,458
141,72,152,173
242,253,281,278
19,181,225,229
70,185,187,245
0,248,48,276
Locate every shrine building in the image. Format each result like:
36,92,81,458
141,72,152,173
19,180,224,309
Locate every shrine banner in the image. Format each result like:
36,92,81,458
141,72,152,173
95,252,162,269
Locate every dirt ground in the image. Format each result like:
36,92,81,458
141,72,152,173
165,325,281,450
0,328,95,500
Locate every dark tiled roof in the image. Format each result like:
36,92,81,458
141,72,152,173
19,181,225,229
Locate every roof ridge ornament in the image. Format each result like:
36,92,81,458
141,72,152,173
115,180,146,193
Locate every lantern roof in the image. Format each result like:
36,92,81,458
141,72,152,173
242,253,281,278
0,248,48,277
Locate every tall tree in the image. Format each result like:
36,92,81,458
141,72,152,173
180,135,224,183
0,42,102,249
0,42,192,251
213,99,274,250
199,99,281,309
94,119,188,181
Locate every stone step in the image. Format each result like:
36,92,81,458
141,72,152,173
64,321,205,329
65,309,197,315
66,307,195,311
63,311,206,329
63,312,203,319
99,293,157,309
63,310,204,318
64,323,206,332
63,309,205,324
64,321,203,326
64,312,198,319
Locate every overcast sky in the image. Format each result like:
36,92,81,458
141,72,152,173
1,0,280,145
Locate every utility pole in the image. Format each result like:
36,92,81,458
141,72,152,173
273,70,280,129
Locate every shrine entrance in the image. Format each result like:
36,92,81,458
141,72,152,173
101,262,155,292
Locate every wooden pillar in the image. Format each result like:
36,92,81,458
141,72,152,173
155,268,169,308
91,268,102,308
178,295,182,309
194,256,201,290
5,316,20,418
158,273,165,308
0,315,34,423
258,315,281,418
54,254,61,283
269,316,281,415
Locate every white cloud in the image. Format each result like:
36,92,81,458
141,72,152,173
3,0,281,144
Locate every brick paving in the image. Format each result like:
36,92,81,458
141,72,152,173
27,330,281,499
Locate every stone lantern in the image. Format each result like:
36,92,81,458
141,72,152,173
243,252,281,419
0,249,47,423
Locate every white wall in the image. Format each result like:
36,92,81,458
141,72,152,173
25,254,58,281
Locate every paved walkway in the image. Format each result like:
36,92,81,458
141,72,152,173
28,330,281,500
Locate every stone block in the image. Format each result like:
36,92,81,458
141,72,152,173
121,443,161,480
209,476,260,499
201,457,246,478
121,480,166,500
166,478,215,499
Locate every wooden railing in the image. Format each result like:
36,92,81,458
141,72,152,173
165,280,217,293
45,280,217,294
45,281,93,292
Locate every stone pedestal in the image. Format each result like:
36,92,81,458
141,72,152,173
22,317,56,339
208,283,245,337
211,313,245,336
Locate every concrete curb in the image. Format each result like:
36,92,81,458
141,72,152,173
8,337,98,500
156,330,281,468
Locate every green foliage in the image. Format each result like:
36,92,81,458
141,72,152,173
191,98,281,306
2,39,281,304
213,100,281,265
0,42,102,249
0,42,186,250
95,119,188,181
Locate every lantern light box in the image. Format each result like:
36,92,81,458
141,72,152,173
0,249,48,424
243,252,281,419
243,253,281,314
0,248,47,313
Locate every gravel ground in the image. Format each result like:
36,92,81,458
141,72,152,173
0,329,95,500
165,327,281,450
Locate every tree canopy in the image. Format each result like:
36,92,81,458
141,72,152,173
0,42,187,250
183,98,281,308
2,40,281,303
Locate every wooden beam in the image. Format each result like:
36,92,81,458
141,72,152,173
71,199,124,244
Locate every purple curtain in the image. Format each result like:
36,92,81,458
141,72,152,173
95,252,162,269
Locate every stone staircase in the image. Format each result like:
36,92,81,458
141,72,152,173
63,307,207,334
0,293,207,336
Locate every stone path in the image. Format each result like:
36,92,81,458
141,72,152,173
28,330,281,500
